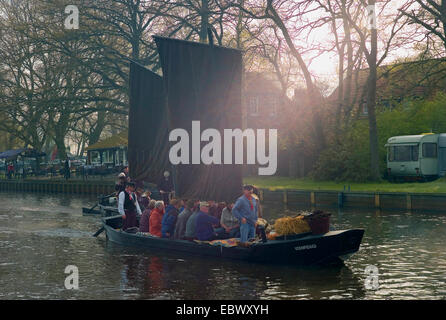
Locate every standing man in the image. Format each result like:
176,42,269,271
118,182,142,231
158,170,174,205
232,185,258,245
64,159,70,180
121,166,130,182
115,173,127,194
7,163,14,179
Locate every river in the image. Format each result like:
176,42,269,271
0,192,445,299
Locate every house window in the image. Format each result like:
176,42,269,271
362,101,368,115
422,143,437,158
123,149,128,166
90,151,100,164
248,96,259,115
102,150,114,164
270,98,278,116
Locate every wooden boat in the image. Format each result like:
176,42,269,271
83,205,119,217
82,207,102,215
101,215,365,265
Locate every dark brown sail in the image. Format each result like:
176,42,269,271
128,61,169,186
154,36,243,202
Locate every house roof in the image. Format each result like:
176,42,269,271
86,130,128,151
329,59,446,104
0,148,46,159
245,72,282,95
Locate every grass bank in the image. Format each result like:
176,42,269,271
244,176,446,194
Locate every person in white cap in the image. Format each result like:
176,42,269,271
158,170,174,205
115,172,127,194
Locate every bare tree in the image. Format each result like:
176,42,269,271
400,0,446,53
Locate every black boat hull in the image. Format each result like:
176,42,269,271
83,205,118,217
82,207,102,215
101,216,364,265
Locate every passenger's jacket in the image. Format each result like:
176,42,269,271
161,205,179,238
139,208,151,233
195,211,219,241
174,208,193,240
232,195,258,226
185,210,200,238
149,207,164,237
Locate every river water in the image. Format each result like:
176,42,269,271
0,192,445,300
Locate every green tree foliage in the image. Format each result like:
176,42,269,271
312,93,446,181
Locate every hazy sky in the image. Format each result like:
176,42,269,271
303,0,417,89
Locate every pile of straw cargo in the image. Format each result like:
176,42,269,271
267,210,331,240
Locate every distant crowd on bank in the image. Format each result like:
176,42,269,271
114,168,263,244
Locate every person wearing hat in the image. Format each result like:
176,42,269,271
195,201,221,241
118,181,142,231
232,185,258,244
115,172,127,194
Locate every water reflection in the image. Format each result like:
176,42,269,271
102,240,365,300
0,192,445,299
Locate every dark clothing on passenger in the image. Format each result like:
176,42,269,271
161,205,179,238
195,211,219,241
115,182,126,194
137,194,149,211
123,192,137,211
139,208,151,233
185,210,200,239
122,209,138,231
173,208,193,240
209,204,224,227
158,178,173,204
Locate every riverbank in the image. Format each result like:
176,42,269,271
0,179,114,195
244,176,446,193
2,177,446,211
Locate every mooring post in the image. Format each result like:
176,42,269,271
310,191,315,208
374,193,380,208
338,192,344,208
283,190,288,204
406,193,412,211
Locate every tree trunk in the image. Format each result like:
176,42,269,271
367,1,380,181
200,0,209,43
236,0,244,49
88,111,107,146
55,134,67,160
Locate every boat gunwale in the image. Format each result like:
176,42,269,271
101,215,364,249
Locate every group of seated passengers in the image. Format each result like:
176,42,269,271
117,182,260,244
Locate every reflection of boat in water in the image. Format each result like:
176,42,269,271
102,215,364,266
